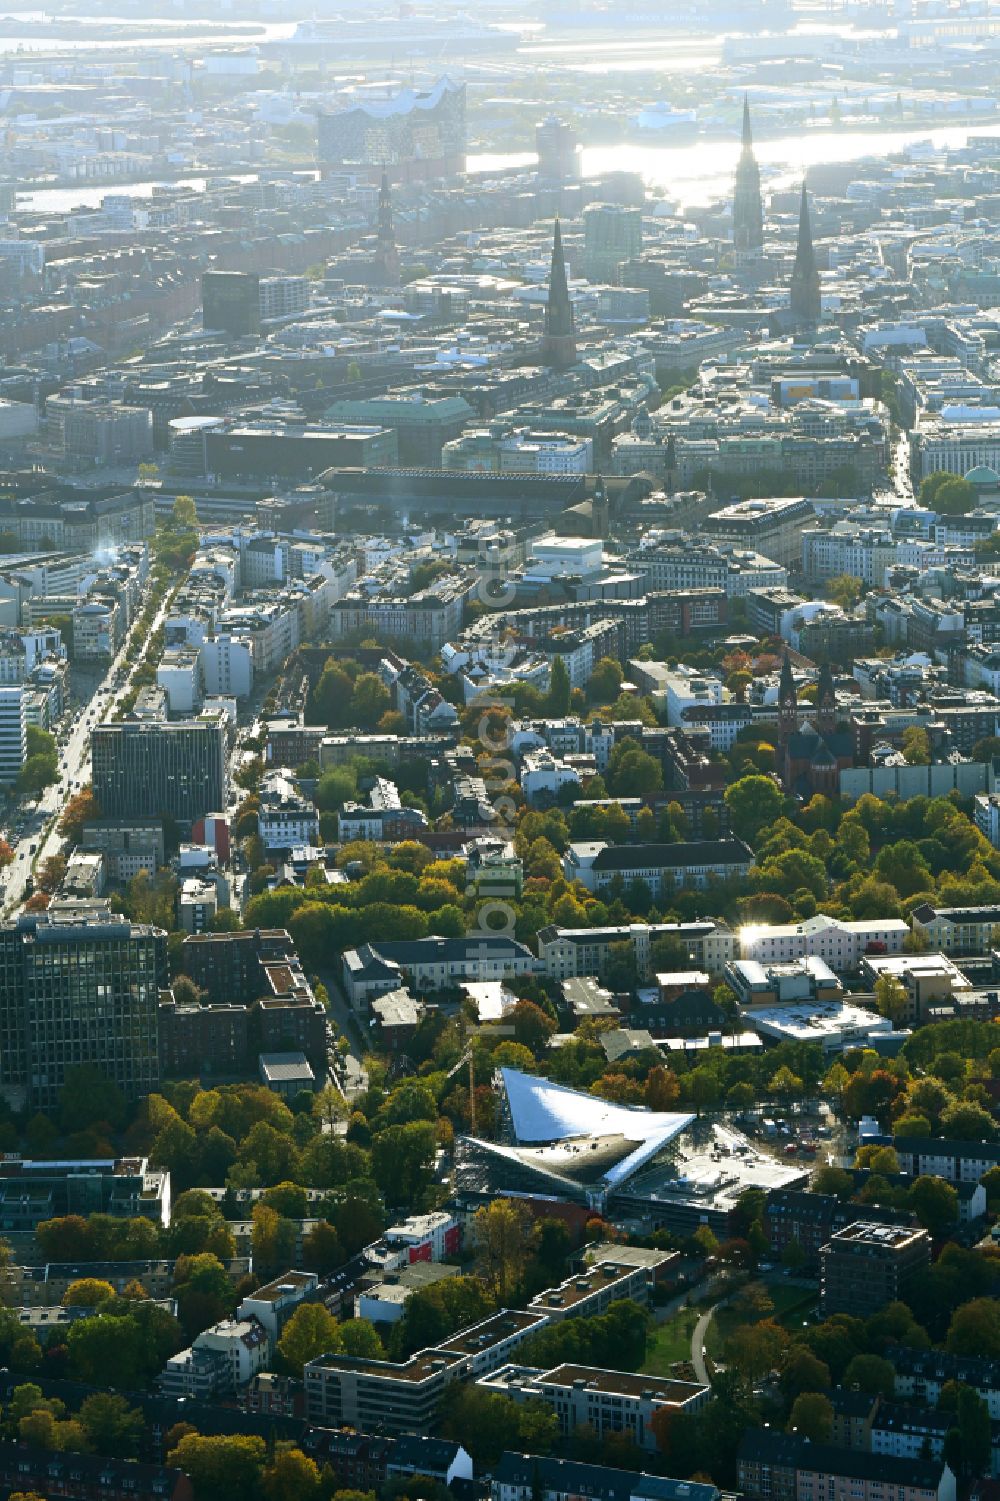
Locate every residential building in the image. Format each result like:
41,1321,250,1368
0,685,25,784
160,1315,270,1398
239,1270,318,1342
492,1451,720,1501
583,203,643,282
819,1222,932,1317
364,1212,462,1276
371,988,426,1052
0,1447,193,1501
464,837,523,899
890,1345,1000,1420
725,955,844,1009
521,749,581,806
889,1135,1000,1186
259,1052,315,1098
738,1430,955,1501
479,1362,708,1451
330,578,467,652
628,542,787,599
339,777,428,842
305,1348,467,1434
765,1189,917,1265
257,768,320,850
564,840,753,898
975,792,1000,849
910,902,1000,955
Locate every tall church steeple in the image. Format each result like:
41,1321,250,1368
789,180,821,327
779,651,798,741
733,94,764,253
816,661,836,735
542,217,577,371
372,171,400,286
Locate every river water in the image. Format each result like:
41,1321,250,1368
8,12,1000,216
472,121,1000,210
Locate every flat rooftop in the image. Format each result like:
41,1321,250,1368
437,1308,546,1354
747,999,892,1043
530,1262,637,1312
830,1221,927,1248
542,1363,705,1402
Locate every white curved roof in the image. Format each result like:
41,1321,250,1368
499,1067,693,1190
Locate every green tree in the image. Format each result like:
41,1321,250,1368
166,1434,267,1501
339,1320,385,1359
608,747,663,797
931,476,976,516
301,1220,344,1276
370,1121,436,1205
825,574,862,610
956,1385,992,1477
350,673,391,729
874,973,909,1026
251,1204,298,1278
907,1175,958,1236
547,656,571,715
588,657,624,703
842,1353,896,1397
901,726,931,766
77,1392,144,1457
725,775,784,843
947,1298,1000,1357
172,1252,236,1338
787,1391,834,1442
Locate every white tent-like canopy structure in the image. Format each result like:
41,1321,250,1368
460,1068,694,1207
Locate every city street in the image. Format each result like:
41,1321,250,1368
1,582,175,915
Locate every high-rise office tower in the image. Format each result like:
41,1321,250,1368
790,182,821,327
542,219,578,372
201,271,261,339
0,900,167,1109
582,202,643,283
536,117,581,182
732,95,764,253
92,713,228,824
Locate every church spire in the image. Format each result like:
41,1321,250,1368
790,180,821,327
542,217,577,371
742,92,753,152
733,94,764,254
816,660,836,734
372,170,400,285
779,651,797,741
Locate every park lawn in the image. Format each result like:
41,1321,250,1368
705,1283,817,1362
641,1304,702,1375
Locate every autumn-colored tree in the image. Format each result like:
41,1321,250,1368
59,786,100,843
261,1447,321,1501
276,1302,342,1377
473,1198,535,1303
645,1066,681,1111
62,1278,117,1308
